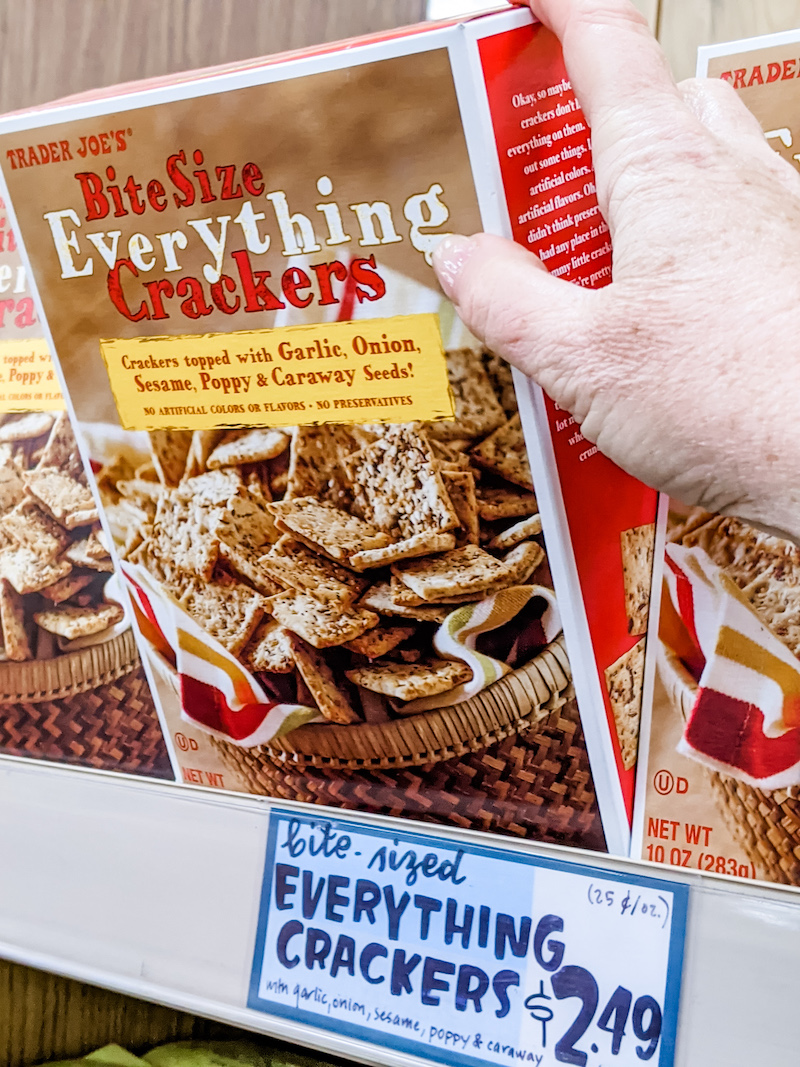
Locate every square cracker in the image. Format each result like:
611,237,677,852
0,579,32,660
621,523,655,636
23,470,98,529
604,640,645,770
0,464,25,512
350,531,456,571
216,489,282,595
267,589,379,649
346,659,472,702
425,348,506,440
392,541,544,604
260,536,366,606
37,412,84,477
149,430,193,488
429,438,471,471
359,581,450,623
268,497,390,564
207,427,290,469
392,544,507,601
477,486,538,521
344,623,415,658
441,470,479,546
176,467,242,507
64,531,114,572
287,632,359,724
1,499,70,561
34,601,124,639
0,412,54,442
286,424,361,507
244,619,296,674
0,547,72,594
344,425,459,539
390,572,477,608
391,574,426,607
148,496,221,583
40,574,94,604
178,573,267,656
470,414,533,491
149,471,240,582
497,541,545,586
488,513,543,550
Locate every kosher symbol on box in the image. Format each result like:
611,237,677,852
249,811,687,1067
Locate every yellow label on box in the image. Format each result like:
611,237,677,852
0,338,65,413
99,314,454,431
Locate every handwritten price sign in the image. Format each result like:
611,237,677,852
249,812,687,1067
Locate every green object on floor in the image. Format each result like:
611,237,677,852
41,1039,339,1067
86,1046,150,1067
143,1043,295,1067
40,1045,149,1067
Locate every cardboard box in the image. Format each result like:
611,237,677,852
0,8,658,854
0,199,172,779
633,29,800,886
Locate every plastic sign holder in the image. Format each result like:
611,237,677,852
1,756,800,1067
249,811,686,1067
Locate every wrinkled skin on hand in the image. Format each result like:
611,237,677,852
433,0,800,544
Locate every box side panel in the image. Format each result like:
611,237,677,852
470,21,660,846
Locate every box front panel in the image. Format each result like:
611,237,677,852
0,39,606,852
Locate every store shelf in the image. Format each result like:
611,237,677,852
0,757,797,1067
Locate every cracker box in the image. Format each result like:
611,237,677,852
0,7,658,854
0,197,172,778
634,29,800,885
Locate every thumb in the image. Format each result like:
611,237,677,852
433,233,600,416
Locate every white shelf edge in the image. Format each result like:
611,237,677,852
1,757,800,1067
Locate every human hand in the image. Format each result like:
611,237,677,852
433,0,800,543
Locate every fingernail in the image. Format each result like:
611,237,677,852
432,234,476,302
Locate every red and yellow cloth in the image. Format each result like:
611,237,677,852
663,544,800,788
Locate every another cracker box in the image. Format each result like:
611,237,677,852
633,30,800,885
0,7,657,855
0,198,173,780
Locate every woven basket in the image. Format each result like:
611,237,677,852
0,629,173,779
660,645,800,885
213,635,606,850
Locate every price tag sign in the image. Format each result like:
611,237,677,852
249,811,687,1067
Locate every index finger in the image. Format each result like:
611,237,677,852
511,0,685,141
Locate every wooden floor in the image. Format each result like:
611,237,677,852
1,0,800,1062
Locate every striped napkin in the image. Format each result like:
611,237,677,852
401,584,560,712
123,562,319,747
122,561,560,746
663,544,800,788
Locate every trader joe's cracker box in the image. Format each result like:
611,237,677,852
0,8,657,854
634,29,800,885
0,198,172,779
